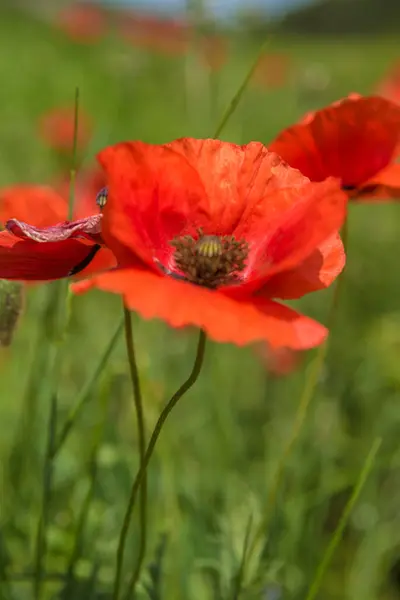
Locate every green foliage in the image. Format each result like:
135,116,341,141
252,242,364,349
0,9,400,600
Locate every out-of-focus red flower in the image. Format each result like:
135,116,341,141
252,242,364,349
269,94,400,200
376,61,400,105
0,178,115,281
200,35,227,71
39,106,93,155
252,53,292,89
119,10,189,55
57,2,106,43
0,139,347,348
257,344,303,377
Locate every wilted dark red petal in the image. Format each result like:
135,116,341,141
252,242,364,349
6,214,103,243
0,185,68,227
270,95,400,187
0,230,100,280
72,268,327,349
260,234,345,300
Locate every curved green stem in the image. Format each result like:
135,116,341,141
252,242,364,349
113,329,207,600
123,306,147,599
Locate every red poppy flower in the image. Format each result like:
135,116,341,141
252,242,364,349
0,139,347,348
119,11,189,55
200,35,227,71
252,53,292,90
376,61,400,106
57,3,106,43
256,344,303,377
269,94,400,200
39,106,93,154
69,138,346,349
0,178,115,281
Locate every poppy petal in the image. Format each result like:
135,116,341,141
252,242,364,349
72,268,327,349
269,95,400,188
260,234,345,300
229,178,347,297
166,138,308,232
0,230,100,280
357,162,400,199
0,185,68,227
97,141,208,269
6,214,103,243
97,140,309,269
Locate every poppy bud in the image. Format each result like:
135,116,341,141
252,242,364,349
0,280,24,346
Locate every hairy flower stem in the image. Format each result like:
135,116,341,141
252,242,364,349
113,329,207,600
123,306,147,599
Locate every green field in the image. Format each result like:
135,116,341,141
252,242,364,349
1,8,400,600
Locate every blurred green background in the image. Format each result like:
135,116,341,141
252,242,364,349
1,2,400,599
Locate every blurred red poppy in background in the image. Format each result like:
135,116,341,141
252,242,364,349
256,344,303,377
39,106,93,155
200,35,227,71
119,10,189,55
57,2,107,43
375,60,400,105
252,53,292,89
269,94,400,200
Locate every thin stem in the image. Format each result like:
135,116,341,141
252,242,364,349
230,515,253,600
304,437,382,600
123,306,147,599
33,393,58,600
51,317,124,458
68,87,80,220
213,37,274,138
113,329,207,600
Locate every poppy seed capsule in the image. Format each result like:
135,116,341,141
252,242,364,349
195,235,222,258
96,187,108,208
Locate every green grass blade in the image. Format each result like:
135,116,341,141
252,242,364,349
32,393,58,600
304,437,382,600
213,38,273,138
68,86,80,220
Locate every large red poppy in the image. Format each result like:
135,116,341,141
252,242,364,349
0,139,347,348
0,176,115,280
269,95,400,200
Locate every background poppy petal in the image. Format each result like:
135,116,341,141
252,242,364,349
0,185,68,227
269,95,400,187
0,230,100,280
72,268,327,349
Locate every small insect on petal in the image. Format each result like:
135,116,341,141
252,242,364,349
96,187,108,209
